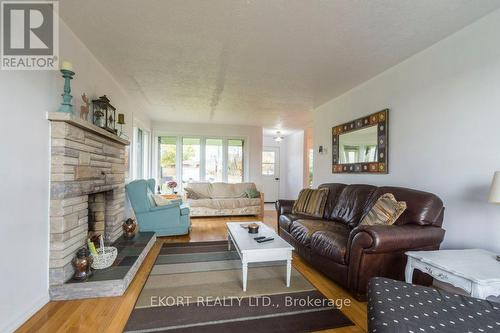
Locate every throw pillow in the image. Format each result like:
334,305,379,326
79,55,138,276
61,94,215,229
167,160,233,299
292,188,329,218
360,193,407,226
153,194,173,206
185,188,200,199
245,188,261,198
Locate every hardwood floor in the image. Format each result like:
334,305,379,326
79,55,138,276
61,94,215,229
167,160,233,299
16,211,367,333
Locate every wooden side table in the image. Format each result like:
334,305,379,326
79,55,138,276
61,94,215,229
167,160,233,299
405,249,500,300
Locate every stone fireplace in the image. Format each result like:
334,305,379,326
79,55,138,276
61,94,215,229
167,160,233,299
48,112,129,285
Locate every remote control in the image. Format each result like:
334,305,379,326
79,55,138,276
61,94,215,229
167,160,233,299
254,236,266,240
257,237,274,243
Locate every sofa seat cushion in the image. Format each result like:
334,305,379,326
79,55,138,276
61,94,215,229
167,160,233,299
290,219,349,247
187,197,261,209
310,229,349,264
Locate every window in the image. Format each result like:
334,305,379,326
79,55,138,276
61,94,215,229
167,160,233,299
205,139,223,182
135,128,143,178
262,151,275,176
157,136,245,185
182,138,201,183
308,148,313,187
159,136,177,190
227,139,244,183
133,127,150,180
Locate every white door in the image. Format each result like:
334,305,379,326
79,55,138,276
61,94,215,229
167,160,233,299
261,147,280,202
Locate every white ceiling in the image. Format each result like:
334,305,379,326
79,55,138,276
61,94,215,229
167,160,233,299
60,0,500,130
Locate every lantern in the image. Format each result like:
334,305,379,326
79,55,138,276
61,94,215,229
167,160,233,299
92,95,117,133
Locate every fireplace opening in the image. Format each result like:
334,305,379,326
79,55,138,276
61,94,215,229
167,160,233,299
88,192,107,238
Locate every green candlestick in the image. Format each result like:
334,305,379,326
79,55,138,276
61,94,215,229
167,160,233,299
58,69,75,113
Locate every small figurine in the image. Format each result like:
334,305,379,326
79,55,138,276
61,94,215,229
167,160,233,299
80,93,90,120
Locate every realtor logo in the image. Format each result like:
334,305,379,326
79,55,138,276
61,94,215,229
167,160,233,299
1,1,59,70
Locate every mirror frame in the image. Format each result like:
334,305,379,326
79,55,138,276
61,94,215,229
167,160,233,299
332,109,389,174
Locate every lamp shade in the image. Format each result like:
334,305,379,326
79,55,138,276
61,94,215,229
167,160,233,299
489,171,500,203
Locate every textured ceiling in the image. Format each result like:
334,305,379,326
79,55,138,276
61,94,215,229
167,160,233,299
60,0,500,129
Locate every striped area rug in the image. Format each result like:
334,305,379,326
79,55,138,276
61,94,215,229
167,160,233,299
124,241,352,332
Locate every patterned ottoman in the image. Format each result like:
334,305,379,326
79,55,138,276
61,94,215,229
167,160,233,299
368,277,500,333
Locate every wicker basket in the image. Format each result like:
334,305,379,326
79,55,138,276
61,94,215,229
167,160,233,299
91,246,117,269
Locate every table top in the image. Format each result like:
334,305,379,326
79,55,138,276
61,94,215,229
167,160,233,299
226,222,294,253
406,249,500,284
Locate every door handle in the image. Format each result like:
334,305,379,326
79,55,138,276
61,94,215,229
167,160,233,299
275,178,280,181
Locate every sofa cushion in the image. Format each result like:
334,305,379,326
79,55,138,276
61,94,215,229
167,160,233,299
310,229,349,264
184,183,212,199
367,187,444,226
328,184,378,228
318,183,347,219
211,182,257,198
290,219,350,247
360,193,407,226
292,188,329,218
187,197,261,209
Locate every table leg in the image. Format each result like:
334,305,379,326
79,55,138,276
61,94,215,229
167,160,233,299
286,259,291,287
242,262,248,292
471,283,486,300
405,258,414,283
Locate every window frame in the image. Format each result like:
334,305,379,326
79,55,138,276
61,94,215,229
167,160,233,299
155,134,247,185
133,126,151,180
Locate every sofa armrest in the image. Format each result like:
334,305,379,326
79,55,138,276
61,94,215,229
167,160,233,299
349,224,445,255
275,199,295,216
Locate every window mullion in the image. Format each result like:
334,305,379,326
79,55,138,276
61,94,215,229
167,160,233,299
200,137,206,181
222,139,228,182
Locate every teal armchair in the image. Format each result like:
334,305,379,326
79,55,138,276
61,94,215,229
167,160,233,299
125,179,190,236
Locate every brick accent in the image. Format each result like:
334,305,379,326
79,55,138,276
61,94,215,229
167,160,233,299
49,121,129,285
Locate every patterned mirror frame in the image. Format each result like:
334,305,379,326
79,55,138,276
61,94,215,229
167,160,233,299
332,109,389,174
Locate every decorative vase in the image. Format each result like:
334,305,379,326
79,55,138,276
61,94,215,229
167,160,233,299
122,218,137,239
71,248,93,281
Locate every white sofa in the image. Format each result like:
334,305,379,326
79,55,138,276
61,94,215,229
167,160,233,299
184,182,263,217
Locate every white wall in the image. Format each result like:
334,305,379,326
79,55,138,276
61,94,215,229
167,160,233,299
0,19,150,333
313,9,500,252
264,132,306,200
153,121,263,188
283,131,306,199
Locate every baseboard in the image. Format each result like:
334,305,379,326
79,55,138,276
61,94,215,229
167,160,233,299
2,293,49,333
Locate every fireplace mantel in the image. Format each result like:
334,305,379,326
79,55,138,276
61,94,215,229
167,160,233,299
47,112,129,146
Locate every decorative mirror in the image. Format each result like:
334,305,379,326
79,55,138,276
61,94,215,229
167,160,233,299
332,109,389,174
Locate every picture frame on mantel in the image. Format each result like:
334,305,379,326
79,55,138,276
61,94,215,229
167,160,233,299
332,109,389,174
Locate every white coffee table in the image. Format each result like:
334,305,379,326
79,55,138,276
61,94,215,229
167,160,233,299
405,249,500,299
226,222,294,292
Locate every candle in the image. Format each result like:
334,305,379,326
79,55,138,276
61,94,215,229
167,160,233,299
117,113,125,124
100,235,104,252
61,61,73,71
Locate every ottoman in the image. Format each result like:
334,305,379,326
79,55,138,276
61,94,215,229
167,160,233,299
367,277,500,333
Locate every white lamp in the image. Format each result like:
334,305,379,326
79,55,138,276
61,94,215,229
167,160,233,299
489,171,500,204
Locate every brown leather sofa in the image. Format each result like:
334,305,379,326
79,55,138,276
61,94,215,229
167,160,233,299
276,183,445,301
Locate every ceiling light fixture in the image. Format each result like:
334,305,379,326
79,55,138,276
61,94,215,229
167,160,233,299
273,131,284,142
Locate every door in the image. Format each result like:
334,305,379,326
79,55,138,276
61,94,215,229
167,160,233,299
261,147,280,203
